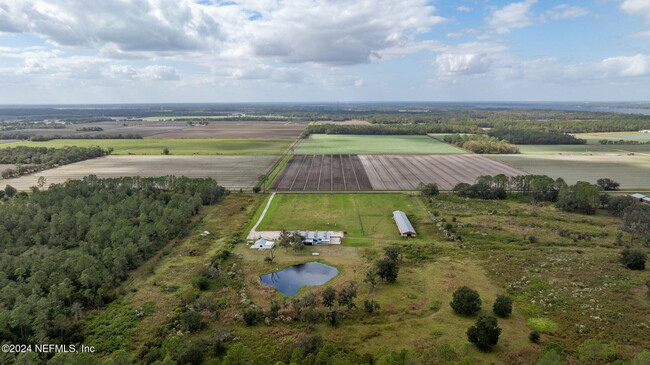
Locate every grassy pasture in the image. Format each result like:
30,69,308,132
0,138,293,155
254,193,436,241
576,131,650,144
296,134,465,154
517,144,615,155
490,154,650,189
82,192,649,363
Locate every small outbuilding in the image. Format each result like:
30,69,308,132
642,197,650,204
250,238,275,250
393,210,416,237
630,193,647,201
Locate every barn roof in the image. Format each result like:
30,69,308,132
631,193,647,199
393,210,415,234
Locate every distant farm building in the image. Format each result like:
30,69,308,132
251,239,275,250
300,231,331,244
630,193,647,201
643,197,650,204
393,210,416,237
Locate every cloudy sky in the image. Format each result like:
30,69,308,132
0,0,649,103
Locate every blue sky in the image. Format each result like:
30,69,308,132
0,0,649,103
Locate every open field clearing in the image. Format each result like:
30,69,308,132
0,155,277,190
315,119,370,125
0,120,188,138
0,139,18,144
360,154,526,190
490,154,650,189
271,154,373,191
517,144,617,154
148,121,306,138
0,164,15,173
0,138,292,155
296,134,466,154
254,193,435,240
576,131,650,143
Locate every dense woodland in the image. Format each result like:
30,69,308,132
0,176,227,350
0,146,111,179
488,129,586,144
306,123,480,135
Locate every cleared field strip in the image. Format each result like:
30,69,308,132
271,154,373,191
490,154,650,189
148,122,306,138
296,134,466,154
0,138,292,155
0,155,277,191
359,155,526,190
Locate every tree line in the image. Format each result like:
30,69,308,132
305,123,481,135
0,146,111,179
0,176,227,346
488,129,586,145
0,133,143,141
442,134,519,154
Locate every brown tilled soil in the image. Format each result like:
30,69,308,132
271,154,373,191
359,154,526,190
148,122,306,138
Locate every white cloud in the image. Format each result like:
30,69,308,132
546,5,589,20
436,53,491,76
486,0,538,34
457,6,472,12
621,0,650,37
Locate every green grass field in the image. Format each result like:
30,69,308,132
0,138,293,155
255,193,435,241
296,134,466,154
517,144,616,154
575,131,650,144
490,154,650,188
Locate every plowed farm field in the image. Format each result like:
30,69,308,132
1,155,277,191
359,155,526,190
271,154,526,191
271,154,373,191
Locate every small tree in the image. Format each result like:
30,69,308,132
596,178,620,191
252,186,261,193
322,287,336,308
37,176,47,189
264,246,277,264
467,315,502,352
363,299,380,313
290,231,306,251
242,307,260,326
418,182,440,197
450,286,482,316
492,295,513,318
4,185,17,198
325,308,338,326
363,267,379,292
376,258,399,283
620,248,647,270
162,147,170,155
338,282,358,311
529,331,541,344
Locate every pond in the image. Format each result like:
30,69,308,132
260,261,338,296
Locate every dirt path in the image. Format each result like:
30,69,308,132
248,192,276,239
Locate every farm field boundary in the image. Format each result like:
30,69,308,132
0,155,277,191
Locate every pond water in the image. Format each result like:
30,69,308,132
260,261,338,296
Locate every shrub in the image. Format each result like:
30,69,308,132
450,286,481,316
242,307,261,326
597,178,620,191
529,331,540,344
179,310,203,332
528,235,538,244
620,248,647,270
325,309,338,326
492,295,513,318
467,315,502,352
363,299,381,313
418,182,440,197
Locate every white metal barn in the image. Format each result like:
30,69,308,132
393,210,416,237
